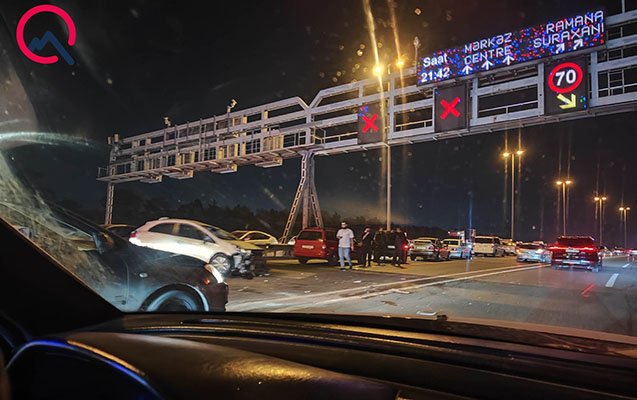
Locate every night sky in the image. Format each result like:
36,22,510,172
0,0,635,244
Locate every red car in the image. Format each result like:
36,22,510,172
549,236,602,272
293,227,362,265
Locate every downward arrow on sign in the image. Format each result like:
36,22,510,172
557,94,577,109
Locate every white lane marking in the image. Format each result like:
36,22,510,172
622,263,631,269
230,262,542,311
605,273,619,288
274,264,546,312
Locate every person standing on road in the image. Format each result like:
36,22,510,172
336,221,355,271
373,227,386,265
393,226,408,267
361,226,374,267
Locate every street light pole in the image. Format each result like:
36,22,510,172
503,150,524,241
373,60,405,231
413,36,420,67
620,206,631,248
595,196,608,245
556,180,572,236
386,144,391,231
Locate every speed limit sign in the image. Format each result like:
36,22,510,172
544,57,589,115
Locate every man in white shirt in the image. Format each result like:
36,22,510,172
336,221,355,271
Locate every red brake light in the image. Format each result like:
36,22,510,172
403,244,409,249
130,231,137,239
581,247,596,252
202,277,211,285
548,246,563,251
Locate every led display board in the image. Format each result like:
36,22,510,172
544,57,589,115
417,9,605,85
434,84,468,133
357,103,384,144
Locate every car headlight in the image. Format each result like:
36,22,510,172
204,263,224,283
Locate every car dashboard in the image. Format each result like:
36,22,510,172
4,314,637,400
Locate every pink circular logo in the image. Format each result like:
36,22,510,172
16,4,76,65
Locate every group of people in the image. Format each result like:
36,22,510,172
336,222,409,271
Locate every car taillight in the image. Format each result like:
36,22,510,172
581,247,596,252
403,245,409,249
202,277,212,285
129,231,137,239
321,245,327,250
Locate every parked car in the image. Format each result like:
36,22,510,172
130,218,264,276
549,236,602,272
371,230,403,262
409,237,450,261
473,236,505,257
515,242,551,263
0,201,228,312
101,223,137,239
231,230,279,246
501,239,517,255
293,227,362,265
598,245,613,258
442,238,472,259
611,247,627,256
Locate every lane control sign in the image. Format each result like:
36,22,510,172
357,103,384,144
544,57,589,115
434,84,468,133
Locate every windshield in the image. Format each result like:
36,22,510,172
1,0,637,348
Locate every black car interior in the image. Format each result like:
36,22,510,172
2,215,637,399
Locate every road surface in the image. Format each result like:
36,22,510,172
226,255,637,336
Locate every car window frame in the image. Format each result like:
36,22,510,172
176,223,210,241
148,223,177,235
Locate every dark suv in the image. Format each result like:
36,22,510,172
293,227,362,265
549,236,602,272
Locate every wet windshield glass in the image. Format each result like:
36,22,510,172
1,0,636,345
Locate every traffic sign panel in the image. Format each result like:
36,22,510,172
357,103,384,144
434,84,468,133
544,57,589,115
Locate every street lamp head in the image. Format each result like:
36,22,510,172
601,196,607,201
556,180,563,186
594,196,600,201
627,207,631,211
516,150,524,156
502,152,510,158
395,58,405,69
620,207,625,211
373,65,383,76
565,180,572,185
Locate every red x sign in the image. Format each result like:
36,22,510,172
440,97,461,119
362,113,379,133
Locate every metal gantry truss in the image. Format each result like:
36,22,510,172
281,152,323,242
99,10,637,240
